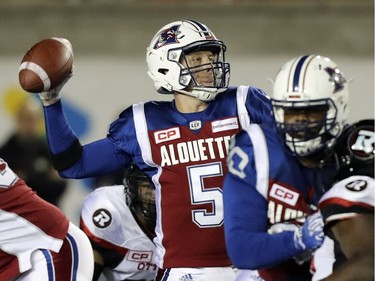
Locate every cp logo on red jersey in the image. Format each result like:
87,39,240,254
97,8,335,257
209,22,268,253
154,127,181,144
270,184,300,206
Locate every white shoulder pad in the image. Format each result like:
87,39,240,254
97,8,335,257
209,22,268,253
320,175,374,207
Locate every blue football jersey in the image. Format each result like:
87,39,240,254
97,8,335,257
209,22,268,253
43,85,273,269
224,123,328,281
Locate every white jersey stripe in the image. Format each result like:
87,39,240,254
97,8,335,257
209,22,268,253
236,85,251,130
245,124,269,199
132,102,166,268
133,102,154,167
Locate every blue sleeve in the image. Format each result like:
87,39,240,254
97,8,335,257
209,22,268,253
43,100,78,154
245,86,274,125
43,101,131,178
60,138,131,178
223,131,300,269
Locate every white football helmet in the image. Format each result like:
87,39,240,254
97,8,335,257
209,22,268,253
272,55,349,157
146,19,230,102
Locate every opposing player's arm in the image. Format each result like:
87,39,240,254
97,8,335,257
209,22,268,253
321,214,374,281
92,250,105,281
80,189,128,280
90,240,126,281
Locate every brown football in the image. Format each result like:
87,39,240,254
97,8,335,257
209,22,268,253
19,37,73,93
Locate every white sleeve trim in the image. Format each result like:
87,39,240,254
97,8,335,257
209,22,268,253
325,213,361,223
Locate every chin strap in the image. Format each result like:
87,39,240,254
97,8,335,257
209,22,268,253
175,87,226,102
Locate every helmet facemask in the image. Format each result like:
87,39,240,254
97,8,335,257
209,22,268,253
174,41,229,101
273,99,338,158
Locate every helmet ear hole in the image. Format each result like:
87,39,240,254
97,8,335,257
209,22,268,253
158,68,168,75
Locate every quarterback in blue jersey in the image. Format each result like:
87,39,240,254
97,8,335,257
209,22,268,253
224,55,350,281
33,20,274,281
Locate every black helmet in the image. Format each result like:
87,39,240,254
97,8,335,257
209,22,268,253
124,164,156,239
333,119,374,181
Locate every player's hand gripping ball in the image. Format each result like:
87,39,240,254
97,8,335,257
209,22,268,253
19,37,73,93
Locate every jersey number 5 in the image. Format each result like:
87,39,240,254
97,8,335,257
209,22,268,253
187,162,224,228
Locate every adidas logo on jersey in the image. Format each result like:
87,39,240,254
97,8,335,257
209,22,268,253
179,274,194,281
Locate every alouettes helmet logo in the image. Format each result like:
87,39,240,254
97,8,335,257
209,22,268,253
154,25,181,49
324,67,347,93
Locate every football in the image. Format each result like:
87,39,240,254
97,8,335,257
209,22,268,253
19,37,73,93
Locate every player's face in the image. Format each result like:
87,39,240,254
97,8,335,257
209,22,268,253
138,180,155,207
283,106,327,140
182,50,217,87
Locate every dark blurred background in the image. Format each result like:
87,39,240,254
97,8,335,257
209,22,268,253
0,0,372,57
